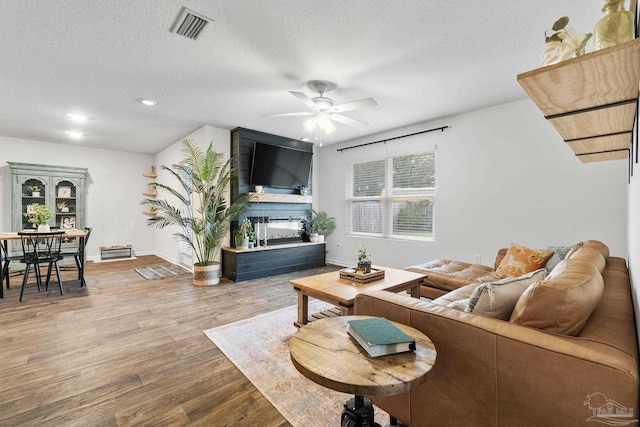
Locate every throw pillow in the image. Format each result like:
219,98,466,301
545,242,583,272
465,269,547,320
446,299,470,311
495,244,554,278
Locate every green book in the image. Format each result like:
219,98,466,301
347,317,416,358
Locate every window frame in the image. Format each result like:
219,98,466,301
345,149,436,242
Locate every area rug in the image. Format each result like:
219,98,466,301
204,301,389,427
134,264,190,280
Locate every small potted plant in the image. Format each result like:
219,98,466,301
57,202,69,213
235,219,254,249
297,185,308,196
28,185,41,197
24,203,54,231
309,210,336,243
246,222,256,249
357,245,372,273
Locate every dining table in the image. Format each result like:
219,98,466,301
0,228,88,298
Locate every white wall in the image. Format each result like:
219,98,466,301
152,125,231,266
316,98,628,268
0,136,155,260
628,150,639,344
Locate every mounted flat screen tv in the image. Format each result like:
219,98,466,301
250,142,312,188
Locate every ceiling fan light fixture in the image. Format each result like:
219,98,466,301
303,118,317,132
317,114,336,134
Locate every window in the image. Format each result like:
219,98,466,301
345,150,435,241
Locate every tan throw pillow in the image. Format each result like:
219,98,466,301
465,269,547,320
510,259,604,336
496,244,554,278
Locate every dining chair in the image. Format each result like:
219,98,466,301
18,231,65,302
0,242,9,297
60,227,92,287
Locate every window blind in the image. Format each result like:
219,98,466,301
345,150,435,241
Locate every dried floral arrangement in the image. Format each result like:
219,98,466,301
543,17,592,66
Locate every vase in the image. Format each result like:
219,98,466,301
38,224,50,232
32,191,40,197
594,0,634,50
193,262,220,286
357,261,372,273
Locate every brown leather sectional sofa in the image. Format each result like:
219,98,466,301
354,241,638,426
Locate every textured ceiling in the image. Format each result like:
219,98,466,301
0,0,604,153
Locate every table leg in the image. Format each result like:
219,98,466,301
410,284,420,299
295,290,308,327
342,303,354,316
0,240,7,298
79,236,86,287
341,395,381,427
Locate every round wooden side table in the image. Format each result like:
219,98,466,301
290,316,437,426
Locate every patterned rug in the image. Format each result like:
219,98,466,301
204,301,389,427
134,264,190,280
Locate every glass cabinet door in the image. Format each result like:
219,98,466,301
20,177,47,230
55,180,78,230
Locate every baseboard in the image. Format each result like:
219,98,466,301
325,258,352,268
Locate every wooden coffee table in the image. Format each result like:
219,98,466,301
290,316,436,426
290,266,425,327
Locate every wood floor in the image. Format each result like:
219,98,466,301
0,255,340,426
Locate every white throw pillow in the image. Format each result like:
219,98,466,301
446,299,470,311
465,269,547,320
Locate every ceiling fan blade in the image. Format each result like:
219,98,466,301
329,97,378,113
261,112,315,117
330,114,368,127
289,91,318,110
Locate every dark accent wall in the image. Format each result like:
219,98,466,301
230,127,314,242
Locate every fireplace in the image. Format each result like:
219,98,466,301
248,216,304,246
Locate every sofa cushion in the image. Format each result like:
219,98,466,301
579,240,610,259
545,242,582,272
566,246,606,273
465,269,547,320
510,259,604,336
406,260,496,292
495,244,554,278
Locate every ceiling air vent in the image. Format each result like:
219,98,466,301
169,7,213,40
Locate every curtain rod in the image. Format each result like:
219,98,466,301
336,125,449,152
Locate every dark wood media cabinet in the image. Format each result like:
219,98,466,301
222,242,326,282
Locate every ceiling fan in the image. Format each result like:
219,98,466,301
263,81,378,135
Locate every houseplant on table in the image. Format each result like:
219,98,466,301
357,245,372,273
309,210,336,243
24,203,54,231
141,139,252,286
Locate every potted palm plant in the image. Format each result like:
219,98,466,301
309,210,336,243
141,139,252,286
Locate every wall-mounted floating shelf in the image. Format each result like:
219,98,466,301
517,38,640,163
247,192,312,204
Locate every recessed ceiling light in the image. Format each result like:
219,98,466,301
138,98,157,106
65,130,84,139
65,112,88,122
